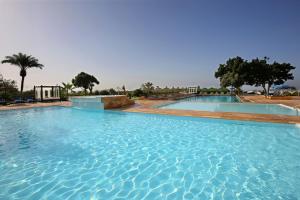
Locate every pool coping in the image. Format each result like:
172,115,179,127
122,99,300,124
0,101,71,111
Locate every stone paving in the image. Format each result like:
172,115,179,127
240,95,300,109
122,99,300,124
0,101,71,111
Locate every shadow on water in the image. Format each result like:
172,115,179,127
17,130,31,150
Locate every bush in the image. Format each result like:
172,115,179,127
127,91,133,99
133,89,145,97
208,87,218,94
94,90,100,95
93,89,120,96
108,88,117,95
0,77,19,101
23,90,35,99
198,87,230,95
219,87,229,94
99,90,110,95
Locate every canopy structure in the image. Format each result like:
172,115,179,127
34,85,61,102
187,87,198,94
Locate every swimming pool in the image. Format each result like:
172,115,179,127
160,97,298,116
0,107,300,199
180,96,240,103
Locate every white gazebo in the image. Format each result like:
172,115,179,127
34,85,61,102
187,87,198,94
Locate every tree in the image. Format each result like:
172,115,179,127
246,57,295,96
122,85,126,95
1,53,44,96
215,57,246,94
72,72,99,95
197,86,201,94
141,82,154,97
62,82,74,96
99,90,110,95
0,74,18,100
116,86,122,95
88,83,95,94
215,56,296,96
133,89,145,97
219,87,229,94
108,88,117,95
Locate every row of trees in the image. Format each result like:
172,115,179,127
134,82,186,97
63,73,127,97
131,82,230,97
215,57,295,96
2,53,296,100
0,52,102,99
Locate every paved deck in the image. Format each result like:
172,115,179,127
240,95,300,109
122,99,300,124
0,101,71,111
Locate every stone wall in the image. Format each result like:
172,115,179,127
101,95,135,109
266,96,293,100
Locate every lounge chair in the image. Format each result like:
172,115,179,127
0,98,7,105
14,97,25,104
26,97,36,103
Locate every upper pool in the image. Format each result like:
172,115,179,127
0,107,300,199
160,96,299,116
179,95,240,103
160,102,299,116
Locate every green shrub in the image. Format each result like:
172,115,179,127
22,90,35,99
108,88,117,95
99,90,110,95
133,89,145,97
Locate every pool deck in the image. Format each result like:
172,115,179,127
0,101,71,111
122,97,300,124
240,95,300,109
1,96,299,124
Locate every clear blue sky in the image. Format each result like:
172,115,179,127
0,0,299,91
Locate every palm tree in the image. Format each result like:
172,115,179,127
122,85,126,95
141,82,154,97
1,53,44,96
116,86,122,95
62,82,74,96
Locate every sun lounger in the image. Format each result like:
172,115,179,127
14,97,25,104
0,99,7,105
26,97,36,103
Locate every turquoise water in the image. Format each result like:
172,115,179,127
161,100,298,116
161,96,299,116
180,96,240,103
0,107,300,199
159,96,300,116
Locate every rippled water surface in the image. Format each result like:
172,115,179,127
160,98,298,116
0,107,300,200
178,96,240,103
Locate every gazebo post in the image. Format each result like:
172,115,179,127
33,86,36,101
51,86,54,99
59,86,62,101
40,85,43,102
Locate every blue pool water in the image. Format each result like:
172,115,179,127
0,107,300,199
161,99,298,116
180,96,240,103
